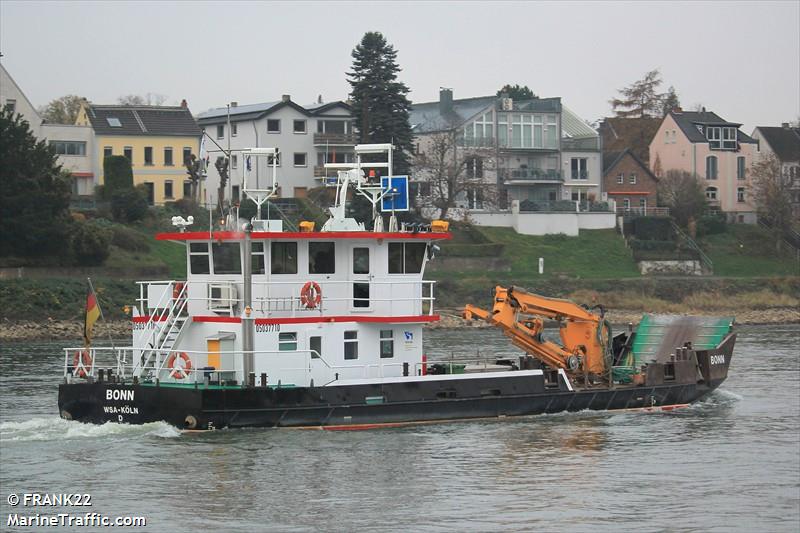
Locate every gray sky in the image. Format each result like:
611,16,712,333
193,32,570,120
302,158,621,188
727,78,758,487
1,0,798,132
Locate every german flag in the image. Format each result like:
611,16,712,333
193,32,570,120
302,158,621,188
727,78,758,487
84,289,101,347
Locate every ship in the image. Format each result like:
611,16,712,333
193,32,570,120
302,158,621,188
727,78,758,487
58,144,735,430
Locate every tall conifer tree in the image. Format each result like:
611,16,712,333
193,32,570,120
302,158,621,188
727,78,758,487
347,32,414,175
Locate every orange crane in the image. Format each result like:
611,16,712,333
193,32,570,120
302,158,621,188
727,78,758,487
464,286,611,378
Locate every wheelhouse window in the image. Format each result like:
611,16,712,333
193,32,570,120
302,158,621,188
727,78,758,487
309,242,335,274
353,247,369,274
353,283,370,308
388,242,427,274
271,242,297,274
380,330,394,358
279,332,297,351
267,119,280,133
310,336,321,359
252,242,265,275
212,242,241,275
706,156,718,180
189,242,210,275
344,331,358,360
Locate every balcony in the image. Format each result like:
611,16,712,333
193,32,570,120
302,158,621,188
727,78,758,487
504,169,562,182
569,170,589,181
313,133,357,146
458,136,495,149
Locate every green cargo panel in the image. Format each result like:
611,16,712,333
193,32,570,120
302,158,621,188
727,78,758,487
631,314,733,365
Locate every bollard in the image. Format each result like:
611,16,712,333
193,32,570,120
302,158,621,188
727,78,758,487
98,369,105,382
403,362,409,377
249,372,256,388
108,369,114,382
260,373,267,387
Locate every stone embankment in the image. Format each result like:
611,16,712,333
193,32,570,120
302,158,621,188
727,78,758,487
1,308,798,342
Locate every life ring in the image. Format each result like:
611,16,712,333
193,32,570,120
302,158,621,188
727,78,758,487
173,282,185,301
300,281,322,309
166,352,192,380
72,349,92,378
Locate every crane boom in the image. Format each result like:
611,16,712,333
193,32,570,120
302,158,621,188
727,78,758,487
464,286,610,377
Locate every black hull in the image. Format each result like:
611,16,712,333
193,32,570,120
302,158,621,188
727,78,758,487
58,377,726,430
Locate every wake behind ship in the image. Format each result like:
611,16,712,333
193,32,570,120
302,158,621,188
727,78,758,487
58,144,735,430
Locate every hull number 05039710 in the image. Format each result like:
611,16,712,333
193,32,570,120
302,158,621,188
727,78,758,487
256,324,281,333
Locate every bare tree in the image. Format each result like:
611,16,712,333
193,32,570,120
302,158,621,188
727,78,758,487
38,95,85,124
657,169,707,229
184,153,203,203
750,153,797,251
117,93,168,106
214,156,230,214
610,69,665,118
413,131,496,219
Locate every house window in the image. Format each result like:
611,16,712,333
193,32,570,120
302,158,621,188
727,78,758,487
629,173,637,184
639,198,647,208
706,156,718,180
164,147,173,166
623,198,630,209
232,185,240,203
106,117,122,128
267,119,280,133
466,156,483,179
353,247,369,274
183,180,192,198
183,147,192,164
309,242,335,274
310,336,321,359
279,332,297,352
144,146,153,166
571,158,588,180
463,112,494,146
49,141,87,156
231,154,238,169
497,114,508,147
466,188,484,210
344,331,358,360
124,146,132,161
104,146,113,158
189,242,210,274
164,180,173,199
212,242,242,275
251,242,265,275
388,242,427,274
4,99,16,112
293,120,306,133
737,187,746,203
317,120,348,134
665,131,669,144
143,182,154,205
545,114,558,148
706,187,718,200
616,173,624,184
271,242,297,274
737,156,746,180
380,330,394,358
294,153,307,167
722,127,737,150
231,123,237,137
216,124,224,139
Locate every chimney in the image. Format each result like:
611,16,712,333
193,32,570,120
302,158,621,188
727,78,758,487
782,122,790,129
180,99,188,108
439,88,453,114
317,94,323,104
282,94,291,103
231,101,238,108
701,106,706,113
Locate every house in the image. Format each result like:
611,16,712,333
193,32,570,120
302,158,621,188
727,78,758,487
1,63,95,196
409,89,603,212
602,148,660,214
598,117,661,165
195,95,353,204
751,124,800,218
76,101,201,205
649,108,758,223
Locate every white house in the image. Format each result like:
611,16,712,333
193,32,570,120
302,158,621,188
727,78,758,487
196,95,354,204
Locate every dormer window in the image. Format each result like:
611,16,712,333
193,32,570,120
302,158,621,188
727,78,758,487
707,126,737,150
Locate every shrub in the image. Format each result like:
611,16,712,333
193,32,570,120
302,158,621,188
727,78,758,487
111,225,150,252
697,214,727,237
111,188,148,222
629,239,676,251
103,155,134,196
70,219,112,266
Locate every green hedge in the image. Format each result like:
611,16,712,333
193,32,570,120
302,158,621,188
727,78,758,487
629,239,677,252
632,217,674,241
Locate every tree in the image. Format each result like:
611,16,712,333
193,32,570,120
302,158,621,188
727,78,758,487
413,131,495,219
214,156,230,213
610,69,665,118
0,107,72,258
657,170,707,229
38,95,85,124
118,93,167,106
103,155,134,196
347,32,414,175
661,86,680,117
184,153,203,202
750,153,797,251
497,84,537,100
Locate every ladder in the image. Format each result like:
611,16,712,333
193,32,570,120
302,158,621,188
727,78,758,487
134,282,191,379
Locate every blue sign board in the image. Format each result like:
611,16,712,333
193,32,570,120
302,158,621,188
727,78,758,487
380,176,409,212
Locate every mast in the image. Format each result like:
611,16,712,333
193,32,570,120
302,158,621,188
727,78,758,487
242,222,254,384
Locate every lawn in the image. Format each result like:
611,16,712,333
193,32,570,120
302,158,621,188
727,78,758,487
701,225,799,277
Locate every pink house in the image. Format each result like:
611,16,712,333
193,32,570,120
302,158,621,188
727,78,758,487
650,108,758,223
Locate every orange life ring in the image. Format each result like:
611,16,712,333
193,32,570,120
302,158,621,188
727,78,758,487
300,281,322,309
166,351,192,379
72,350,92,378
173,282,185,301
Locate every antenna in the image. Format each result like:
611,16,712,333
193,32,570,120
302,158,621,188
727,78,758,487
239,147,280,221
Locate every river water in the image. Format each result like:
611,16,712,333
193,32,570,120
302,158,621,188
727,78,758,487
1,325,798,532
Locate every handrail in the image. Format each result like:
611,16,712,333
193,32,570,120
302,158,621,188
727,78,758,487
670,221,713,273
